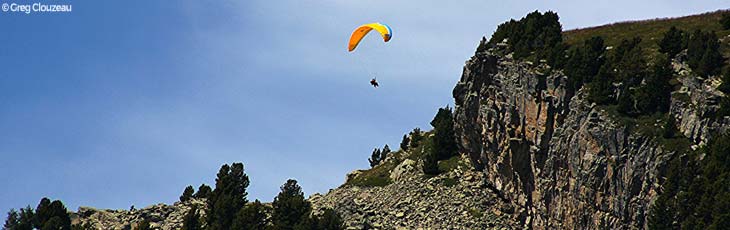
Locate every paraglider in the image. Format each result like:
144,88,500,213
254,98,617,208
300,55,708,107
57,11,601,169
348,23,392,52
348,23,392,88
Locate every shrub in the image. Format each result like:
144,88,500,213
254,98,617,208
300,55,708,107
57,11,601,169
422,142,439,175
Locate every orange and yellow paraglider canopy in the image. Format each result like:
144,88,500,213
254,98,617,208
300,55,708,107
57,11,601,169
348,23,392,52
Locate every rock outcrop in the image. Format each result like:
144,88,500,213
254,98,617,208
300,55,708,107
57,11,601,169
71,198,206,230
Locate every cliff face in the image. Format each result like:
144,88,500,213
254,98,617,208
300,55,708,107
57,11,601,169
452,44,694,229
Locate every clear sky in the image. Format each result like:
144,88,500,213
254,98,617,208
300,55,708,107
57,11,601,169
1,0,728,214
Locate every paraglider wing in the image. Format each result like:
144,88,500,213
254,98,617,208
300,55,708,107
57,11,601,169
348,23,392,52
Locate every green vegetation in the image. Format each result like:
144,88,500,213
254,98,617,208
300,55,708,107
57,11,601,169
368,148,382,168
194,184,212,199
686,30,724,77
182,206,202,230
658,26,688,58
648,134,730,229
231,200,268,230
563,10,730,58
4,198,72,230
400,134,410,151
206,163,250,230
271,179,313,230
468,208,484,218
721,12,730,30
181,185,195,202
430,106,458,160
488,11,564,66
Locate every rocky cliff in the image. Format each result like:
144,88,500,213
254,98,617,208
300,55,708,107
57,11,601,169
451,40,727,229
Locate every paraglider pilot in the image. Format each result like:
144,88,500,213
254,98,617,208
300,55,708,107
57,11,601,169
370,78,379,88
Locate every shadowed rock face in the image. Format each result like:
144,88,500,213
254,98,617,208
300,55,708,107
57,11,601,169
452,44,694,229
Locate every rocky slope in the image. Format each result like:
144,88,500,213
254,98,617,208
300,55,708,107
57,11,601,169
310,155,517,230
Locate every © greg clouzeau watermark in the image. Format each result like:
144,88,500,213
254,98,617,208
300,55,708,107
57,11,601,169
2,2,73,14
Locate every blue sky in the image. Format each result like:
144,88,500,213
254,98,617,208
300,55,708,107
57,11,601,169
1,0,728,214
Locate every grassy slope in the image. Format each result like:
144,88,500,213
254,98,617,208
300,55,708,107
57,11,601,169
563,9,730,58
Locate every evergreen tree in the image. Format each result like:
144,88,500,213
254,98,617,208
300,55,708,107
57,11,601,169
4,209,19,230
207,163,250,230
271,179,311,230
181,185,195,202
380,145,391,162
721,12,730,30
430,106,458,160
422,142,439,175
182,206,201,230
16,206,34,230
314,209,343,230
586,68,615,105
564,36,606,95
658,26,688,58
194,184,212,199
634,56,673,115
368,148,381,168
488,11,563,63
409,128,423,148
687,30,723,77
34,197,51,229
400,134,410,151
648,195,675,230
231,200,268,230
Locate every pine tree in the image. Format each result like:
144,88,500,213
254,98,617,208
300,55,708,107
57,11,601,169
658,26,687,58
194,184,212,199
380,145,391,162
400,135,410,151
368,148,381,168
181,185,195,202
272,179,311,230
409,128,423,148
422,142,439,175
431,106,458,160
207,163,250,230
231,200,268,230
648,195,675,230
16,206,34,230
182,206,201,230
4,209,19,230
34,198,51,229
